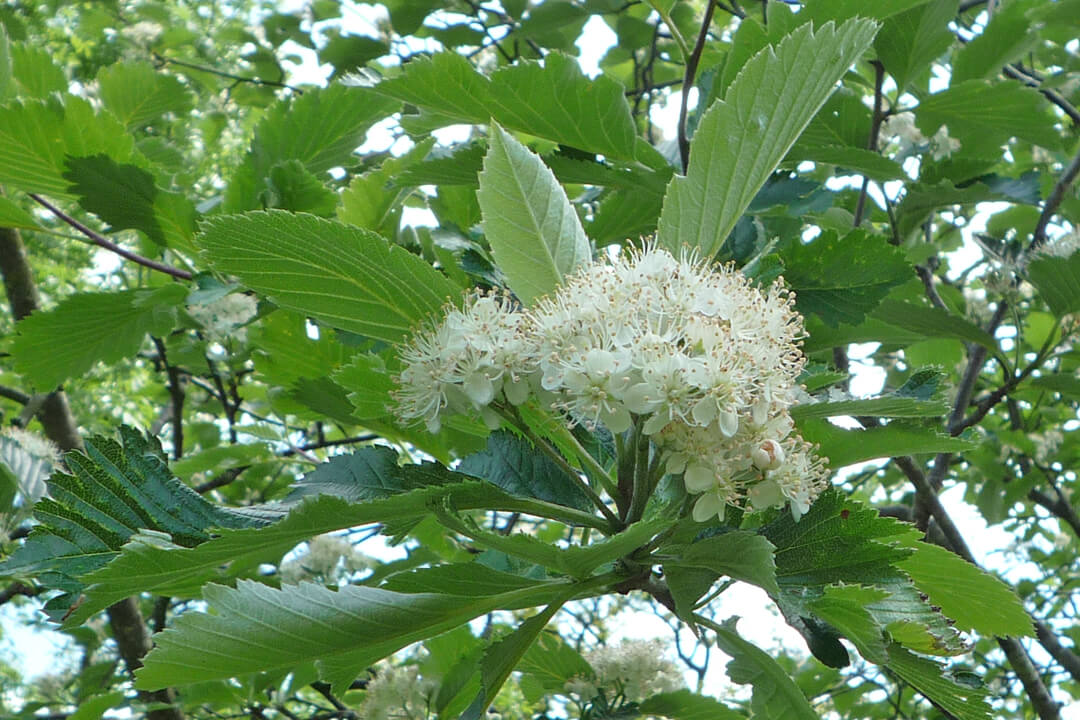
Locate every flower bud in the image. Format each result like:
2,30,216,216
752,439,785,471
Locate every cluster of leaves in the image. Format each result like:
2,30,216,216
0,1,1079,720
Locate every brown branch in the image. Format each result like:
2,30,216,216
1035,619,1080,684
28,194,194,281
0,384,31,405
1030,144,1080,251
1003,65,1080,127
677,0,718,172
0,581,40,605
853,60,886,228
152,338,186,460
1029,487,1080,540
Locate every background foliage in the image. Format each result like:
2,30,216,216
1,0,1079,719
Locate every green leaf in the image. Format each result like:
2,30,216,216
780,230,911,327
662,530,780,602
787,144,905,181
0,29,12,102
873,0,957,93
872,299,999,352
763,489,968,657
263,160,338,216
462,596,571,720
808,585,890,663
282,445,456,504
886,645,991,720
76,478,608,618
96,61,194,129
952,0,1039,84
517,631,593,693
797,419,975,469
63,154,196,249
638,690,744,720
9,42,67,98
478,124,591,305
0,427,268,618
224,85,399,211
0,96,134,197
487,52,638,160
896,541,1034,637
0,193,41,230
198,210,461,344
135,578,566,691
657,19,878,259
458,431,594,513
12,286,186,390
709,618,819,720
791,370,948,421
1027,250,1080,316
915,80,1060,155
381,562,552,597
338,138,434,233
376,51,638,159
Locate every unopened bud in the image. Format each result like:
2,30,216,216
752,439,785,471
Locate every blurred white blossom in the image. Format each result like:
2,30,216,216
0,427,60,504
566,638,685,703
360,664,436,720
187,293,258,343
279,533,371,584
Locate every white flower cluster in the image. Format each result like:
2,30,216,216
359,664,436,720
279,533,371,584
565,638,685,703
394,246,829,522
187,292,258,343
879,111,961,161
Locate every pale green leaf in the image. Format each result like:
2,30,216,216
787,144,905,181
198,210,461,344
517,631,593,693
797,419,975,469
872,299,999,352
135,578,564,690
662,530,780,599
896,541,1034,637
478,124,590,305
657,19,878,259
338,138,434,233
97,61,193,129
0,29,12,102
374,51,491,124
12,286,186,391
790,396,947,421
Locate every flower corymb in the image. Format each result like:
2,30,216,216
393,246,828,522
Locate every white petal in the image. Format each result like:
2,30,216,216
692,492,725,523
464,373,495,406
718,409,739,438
691,398,717,427
503,377,531,406
624,383,658,414
684,463,715,493
601,406,632,434
642,413,670,435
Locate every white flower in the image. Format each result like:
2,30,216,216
121,21,164,45
280,533,371,584
577,638,685,702
188,293,258,343
930,125,961,161
360,664,435,720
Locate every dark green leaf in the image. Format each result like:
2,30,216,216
64,154,196,249
780,230,911,327
886,645,991,720
96,61,194,129
873,0,957,93
797,419,975,469
1028,250,1080,316
952,0,1039,84
638,690,744,720
458,431,594,512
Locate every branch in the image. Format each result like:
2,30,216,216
1035,619,1080,684
677,0,718,172
0,384,31,405
152,338,186,460
853,60,886,228
1003,64,1080,127
0,581,39,606
1030,144,1080,251
152,52,305,94
28,194,194,281
1028,486,1080,540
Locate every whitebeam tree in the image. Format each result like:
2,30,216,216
1,1,1079,719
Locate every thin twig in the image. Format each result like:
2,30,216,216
29,194,193,281
853,60,886,228
1003,64,1080,127
677,0,718,172
1031,144,1080,251
152,52,304,94
0,384,31,405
